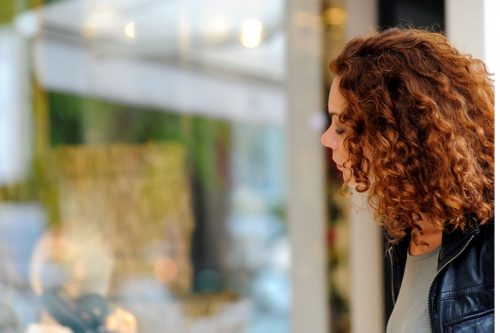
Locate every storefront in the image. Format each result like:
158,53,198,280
0,1,328,332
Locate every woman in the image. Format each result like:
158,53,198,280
320,28,494,333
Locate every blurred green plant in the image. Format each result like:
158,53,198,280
47,91,229,189
38,92,228,222
0,0,64,24
0,1,14,24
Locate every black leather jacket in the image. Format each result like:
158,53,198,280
386,216,494,333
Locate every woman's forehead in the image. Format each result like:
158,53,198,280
329,77,346,115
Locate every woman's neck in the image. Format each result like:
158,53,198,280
409,221,443,256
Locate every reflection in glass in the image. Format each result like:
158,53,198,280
1,0,289,332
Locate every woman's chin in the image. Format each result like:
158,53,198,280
342,172,356,187
343,175,360,190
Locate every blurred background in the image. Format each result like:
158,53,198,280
0,0,497,333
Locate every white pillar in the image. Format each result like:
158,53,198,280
286,1,329,332
349,192,384,333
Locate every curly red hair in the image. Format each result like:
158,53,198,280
330,28,494,242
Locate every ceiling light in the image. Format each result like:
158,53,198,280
240,18,263,48
124,21,136,39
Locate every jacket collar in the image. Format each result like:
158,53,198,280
388,215,486,269
438,221,480,270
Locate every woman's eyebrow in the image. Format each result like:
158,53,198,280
328,111,339,117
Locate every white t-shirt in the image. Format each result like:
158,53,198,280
386,245,441,333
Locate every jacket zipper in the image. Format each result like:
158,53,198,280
426,233,477,333
388,247,396,305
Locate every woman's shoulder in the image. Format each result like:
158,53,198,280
478,215,494,243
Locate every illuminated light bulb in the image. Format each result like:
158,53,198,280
124,21,136,39
240,18,263,48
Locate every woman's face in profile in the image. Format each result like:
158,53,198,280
320,77,357,187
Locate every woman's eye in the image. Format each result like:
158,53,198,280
335,129,346,135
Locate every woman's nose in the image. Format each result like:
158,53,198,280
321,127,336,150
320,130,329,147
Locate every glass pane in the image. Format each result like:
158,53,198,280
0,1,289,332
